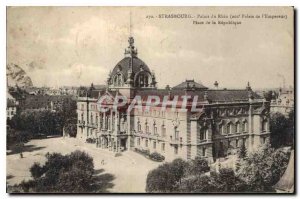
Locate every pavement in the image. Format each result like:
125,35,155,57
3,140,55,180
6,137,161,193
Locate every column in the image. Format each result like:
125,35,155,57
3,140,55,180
103,111,106,130
110,109,113,131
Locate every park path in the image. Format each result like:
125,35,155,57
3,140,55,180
6,137,161,193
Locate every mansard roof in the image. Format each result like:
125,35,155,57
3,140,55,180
135,89,262,103
173,79,208,90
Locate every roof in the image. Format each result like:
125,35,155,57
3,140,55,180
7,99,17,107
173,80,208,90
110,57,151,82
135,89,262,103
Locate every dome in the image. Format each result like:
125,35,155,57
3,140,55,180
108,37,156,88
110,57,151,83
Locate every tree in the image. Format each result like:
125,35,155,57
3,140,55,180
237,143,290,192
179,175,215,193
179,168,246,193
146,163,176,193
270,112,294,148
19,150,96,193
186,156,210,177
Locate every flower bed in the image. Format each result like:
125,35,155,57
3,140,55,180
134,148,165,162
86,138,96,144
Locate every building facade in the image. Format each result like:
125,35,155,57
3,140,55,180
77,37,270,162
270,87,294,117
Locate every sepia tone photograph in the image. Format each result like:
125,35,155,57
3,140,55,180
6,6,294,193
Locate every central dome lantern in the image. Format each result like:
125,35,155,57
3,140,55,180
107,37,157,90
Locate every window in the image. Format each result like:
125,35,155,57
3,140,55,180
227,124,231,134
242,121,248,132
146,124,149,133
145,140,148,147
263,137,266,144
161,125,166,137
162,143,165,151
174,128,179,140
174,146,178,155
137,138,140,146
114,73,123,87
219,124,224,134
262,120,268,132
200,129,206,140
153,122,157,134
236,122,240,133
153,141,156,149
202,148,206,157
236,139,239,147
90,114,93,124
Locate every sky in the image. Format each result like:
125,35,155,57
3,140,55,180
7,7,294,89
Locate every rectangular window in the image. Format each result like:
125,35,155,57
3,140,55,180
162,125,166,137
145,140,148,147
162,143,165,151
236,139,239,147
137,138,140,146
202,148,206,157
153,141,156,149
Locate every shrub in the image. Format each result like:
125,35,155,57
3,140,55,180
86,138,96,144
149,152,165,162
29,162,44,179
18,150,95,193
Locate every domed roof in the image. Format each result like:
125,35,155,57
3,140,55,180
109,37,152,82
110,57,151,81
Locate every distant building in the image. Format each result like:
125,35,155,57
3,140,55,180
76,37,270,162
270,87,294,116
6,91,18,120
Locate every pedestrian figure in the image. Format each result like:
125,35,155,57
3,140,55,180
20,152,23,158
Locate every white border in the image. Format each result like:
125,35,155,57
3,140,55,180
1,0,298,198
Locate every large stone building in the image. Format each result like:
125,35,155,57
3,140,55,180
77,37,270,162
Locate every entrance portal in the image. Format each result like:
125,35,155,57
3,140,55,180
120,138,127,151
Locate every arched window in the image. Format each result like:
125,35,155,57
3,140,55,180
227,123,231,134
135,72,150,87
114,74,124,87
219,124,224,134
242,120,248,132
153,123,157,135
137,121,141,131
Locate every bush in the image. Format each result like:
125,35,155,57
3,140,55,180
29,162,44,179
18,150,95,193
149,152,165,162
86,138,96,144
146,158,189,193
